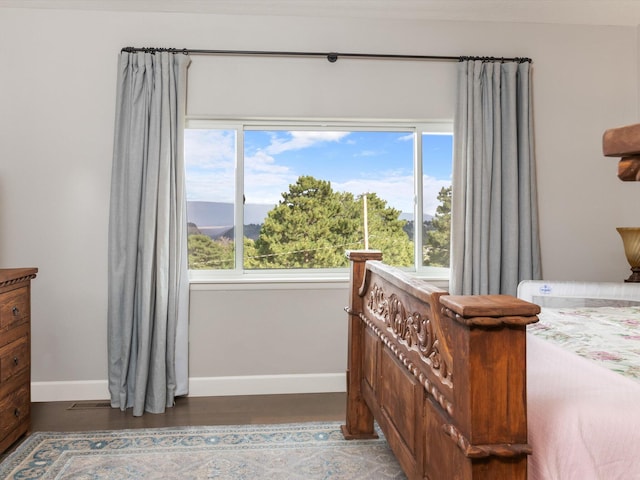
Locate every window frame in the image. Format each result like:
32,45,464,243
185,117,452,283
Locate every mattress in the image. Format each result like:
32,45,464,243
518,280,640,479
527,334,640,479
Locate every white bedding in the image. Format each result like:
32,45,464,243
527,333,640,479
519,281,640,480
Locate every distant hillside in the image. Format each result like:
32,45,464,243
400,212,434,223
245,203,275,225
187,201,231,226
187,201,274,228
187,201,427,241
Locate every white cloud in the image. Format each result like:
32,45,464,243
246,151,290,174
238,131,351,204
333,174,450,216
355,149,384,157
185,171,235,203
265,131,349,154
333,175,414,213
245,171,299,205
243,150,297,204
398,133,414,142
423,176,451,216
184,130,235,169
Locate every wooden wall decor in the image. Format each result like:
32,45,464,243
602,123,640,181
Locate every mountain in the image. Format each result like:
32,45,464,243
244,203,275,225
187,201,429,240
187,201,233,227
400,212,434,223
187,201,275,228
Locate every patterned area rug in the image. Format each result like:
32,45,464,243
0,422,406,479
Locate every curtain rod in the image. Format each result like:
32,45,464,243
120,47,532,63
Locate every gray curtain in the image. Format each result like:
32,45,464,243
450,59,541,296
108,51,191,416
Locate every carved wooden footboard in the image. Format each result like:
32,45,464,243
341,251,540,480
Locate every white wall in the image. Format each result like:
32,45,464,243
0,7,638,401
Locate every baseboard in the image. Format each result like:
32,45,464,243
31,373,346,402
31,380,110,402
188,373,346,397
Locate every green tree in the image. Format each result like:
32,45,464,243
250,176,358,268
424,186,451,267
188,234,234,269
360,192,414,266
243,237,261,269
249,176,413,268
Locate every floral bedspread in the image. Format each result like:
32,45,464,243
528,306,640,381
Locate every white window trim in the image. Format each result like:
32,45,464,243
185,117,453,284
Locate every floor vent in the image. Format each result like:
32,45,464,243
67,401,112,410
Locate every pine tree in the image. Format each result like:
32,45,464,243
249,176,413,268
424,186,451,267
251,176,359,268
188,234,234,269
359,193,413,266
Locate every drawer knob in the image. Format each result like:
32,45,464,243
14,408,21,418
12,306,20,316
13,356,19,366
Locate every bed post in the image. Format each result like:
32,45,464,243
438,294,540,479
341,250,383,440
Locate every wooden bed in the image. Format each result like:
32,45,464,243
341,251,540,480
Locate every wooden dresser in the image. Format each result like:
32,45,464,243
0,268,37,454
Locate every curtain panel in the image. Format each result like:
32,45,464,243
108,51,191,416
450,59,541,296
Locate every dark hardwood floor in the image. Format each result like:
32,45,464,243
30,393,346,432
0,393,346,462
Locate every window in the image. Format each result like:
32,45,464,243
185,120,452,279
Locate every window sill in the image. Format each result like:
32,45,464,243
188,270,449,291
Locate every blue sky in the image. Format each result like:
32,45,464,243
185,128,452,216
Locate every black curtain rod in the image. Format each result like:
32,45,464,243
120,47,532,64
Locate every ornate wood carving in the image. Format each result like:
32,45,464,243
357,310,454,416
358,279,455,417
0,273,37,288
366,282,452,384
442,424,532,459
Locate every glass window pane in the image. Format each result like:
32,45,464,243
422,133,453,268
184,128,236,270
244,130,414,269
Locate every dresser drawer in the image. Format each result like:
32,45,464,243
0,336,29,384
0,287,30,330
0,385,30,441
0,269,36,454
